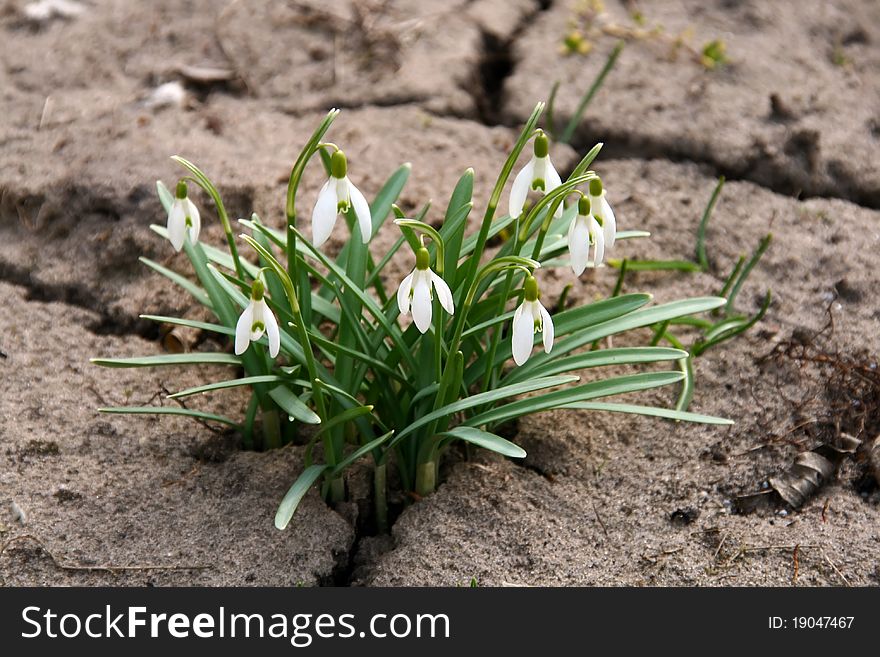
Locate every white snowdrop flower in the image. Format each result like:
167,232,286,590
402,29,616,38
512,275,554,366
567,195,605,276
235,279,280,358
588,177,616,249
311,149,372,247
166,181,201,252
396,247,454,334
509,131,563,219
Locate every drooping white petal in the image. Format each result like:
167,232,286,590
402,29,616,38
411,271,433,334
544,158,563,218
600,195,616,248
263,300,281,358
397,270,415,315
512,301,536,366
509,157,536,218
568,215,591,276
311,178,339,247
590,215,606,266
430,271,455,315
167,199,187,252
234,301,255,355
539,303,554,354
185,198,201,245
348,180,373,243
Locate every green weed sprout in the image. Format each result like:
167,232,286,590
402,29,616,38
607,176,772,413
93,103,733,532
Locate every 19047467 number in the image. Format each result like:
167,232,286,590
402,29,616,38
769,617,855,629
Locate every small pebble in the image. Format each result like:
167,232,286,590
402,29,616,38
23,0,84,21
10,501,27,525
144,81,187,110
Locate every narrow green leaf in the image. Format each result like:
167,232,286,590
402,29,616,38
370,164,411,235
388,374,577,448
275,464,328,530
676,354,695,413
139,256,211,308
560,402,733,425
465,371,685,427
141,314,232,336
269,386,321,424
696,176,725,271
168,375,289,399
725,234,772,314
439,426,526,458
560,40,624,143
330,430,395,476
91,353,241,368
442,169,474,276
521,347,689,380
607,259,701,272
313,405,374,439
98,406,240,427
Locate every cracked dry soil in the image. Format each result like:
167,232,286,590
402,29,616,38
1,0,879,586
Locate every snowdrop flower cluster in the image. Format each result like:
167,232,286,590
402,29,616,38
99,103,734,529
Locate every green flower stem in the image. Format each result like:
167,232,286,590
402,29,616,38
172,156,244,281
445,257,540,365
239,236,338,496
374,460,388,534
262,408,282,450
476,174,591,393
285,109,340,308
328,476,346,504
453,103,544,341
415,460,437,497
522,173,595,259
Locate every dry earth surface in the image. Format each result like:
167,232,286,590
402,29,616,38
1,0,878,586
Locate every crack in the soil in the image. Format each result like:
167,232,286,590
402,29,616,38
0,259,160,339
563,128,880,210
468,0,553,125
454,0,880,210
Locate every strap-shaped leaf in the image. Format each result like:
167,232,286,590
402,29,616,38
269,386,321,424
388,374,577,448
439,426,526,458
465,371,685,427
98,406,240,427
561,401,732,425
275,464,328,530
168,375,289,399
516,347,689,381
139,256,211,307
330,430,396,476
91,353,241,368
